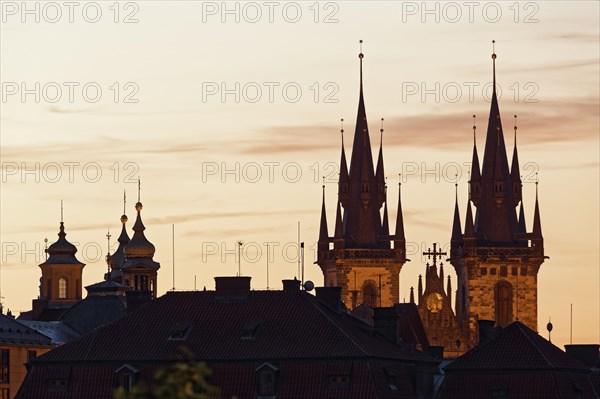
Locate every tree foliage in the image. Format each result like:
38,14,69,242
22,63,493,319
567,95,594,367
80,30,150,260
114,348,220,399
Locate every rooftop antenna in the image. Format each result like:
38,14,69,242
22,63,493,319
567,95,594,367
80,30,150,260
547,317,553,342
106,229,111,274
301,242,305,289
172,224,175,291
237,241,243,276
266,243,270,290
570,303,573,344
297,221,301,278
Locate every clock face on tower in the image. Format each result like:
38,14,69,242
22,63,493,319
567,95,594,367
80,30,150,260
426,292,443,313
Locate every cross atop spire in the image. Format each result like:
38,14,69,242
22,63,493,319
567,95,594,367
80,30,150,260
423,243,447,268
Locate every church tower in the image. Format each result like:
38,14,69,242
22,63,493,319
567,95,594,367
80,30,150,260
106,191,131,283
316,43,407,308
29,203,85,320
121,181,160,298
449,43,547,349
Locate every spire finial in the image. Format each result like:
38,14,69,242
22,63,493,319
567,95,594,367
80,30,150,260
123,190,127,215
398,173,402,188
492,40,497,90
472,114,477,146
359,40,364,90
137,178,141,203
106,228,112,270
60,199,63,223
380,117,384,147
340,118,344,145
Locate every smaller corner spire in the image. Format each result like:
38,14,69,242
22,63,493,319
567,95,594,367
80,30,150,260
319,181,329,242
533,177,543,239
395,174,405,241
464,198,475,238
417,274,423,303
452,182,462,242
409,286,415,304
447,275,452,298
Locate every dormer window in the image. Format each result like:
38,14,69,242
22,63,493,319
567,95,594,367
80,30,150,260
168,321,192,341
241,321,261,340
47,378,68,393
256,363,279,398
115,364,139,392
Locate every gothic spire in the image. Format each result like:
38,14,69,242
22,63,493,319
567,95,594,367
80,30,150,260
319,184,329,243
518,200,527,234
343,40,383,247
511,115,522,205
464,199,475,239
418,274,423,304
532,181,543,240
470,115,482,205
395,178,405,241
381,198,390,237
338,119,349,206
375,118,386,206
334,199,344,241
451,183,462,243
447,275,452,299
473,40,518,243
410,286,415,304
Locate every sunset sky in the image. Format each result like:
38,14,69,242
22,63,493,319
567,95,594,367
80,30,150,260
1,1,599,349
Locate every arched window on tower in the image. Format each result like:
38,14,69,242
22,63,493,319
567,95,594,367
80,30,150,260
362,281,378,307
58,278,68,299
495,281,513,327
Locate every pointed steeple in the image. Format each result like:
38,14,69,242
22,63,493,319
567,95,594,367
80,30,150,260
451,183,462,243
410,286,415,304
447,275,452,299
395,178,405,241
511,115,522,205
375,118,386,207
319,184,329,243
343,40,383,248
464,199,475,239
473,40,518,243
518,201,527,234
381,199,390,237
470,115,482,205
418,274,423,304
338,119,349,206
532,181,543,240
333,199,344,248
440,262,445,282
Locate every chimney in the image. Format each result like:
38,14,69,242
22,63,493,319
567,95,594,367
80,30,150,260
565,344,600,368
315,286,343,313
478,320,496,345
126,290,152,313
214,276,251,300
282,278,301,291
373,307,400,344
427,346,444,360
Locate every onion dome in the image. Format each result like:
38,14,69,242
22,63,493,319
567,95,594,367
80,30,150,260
109,213,131,270
42,222,84,265
124,201,156,259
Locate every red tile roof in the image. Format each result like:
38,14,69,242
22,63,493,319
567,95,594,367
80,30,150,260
18,288,437,399
439,322,598,399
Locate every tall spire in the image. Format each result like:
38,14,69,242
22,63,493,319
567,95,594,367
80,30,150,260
473,40,518,243
470,115,482,205
447,275,452,299
410,287,415,304
334,199,344,242
381,197,390,237
343,40,382,247
338,119,349,206
532,180,543,240
375,118,386,207
451,183,462,243
518,200,527,234
464,199,475,239
511,115,522,205
395,176,405,241
319,184,329,243
418,274,423,304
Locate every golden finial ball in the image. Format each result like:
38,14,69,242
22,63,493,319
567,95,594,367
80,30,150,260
492,53,497,59
359,53,364,59
135,202,143,211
